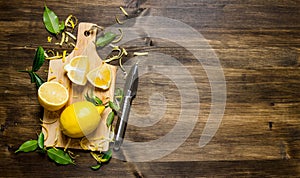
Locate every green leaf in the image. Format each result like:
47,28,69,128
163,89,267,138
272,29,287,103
32,46,45,72
19,70,36,83
43,5,61,34
85,90,103,106
100,149,112,163
109,101,120,112
96,32,117,47
90,163,102,170
47,148,75,165
38,132,44,150
106,111,115,127
33,72,44,88
28,71,36,83
114,88,124,105
93,96,103,105
15,140,38,153
115,88,124,99
59,21,65,31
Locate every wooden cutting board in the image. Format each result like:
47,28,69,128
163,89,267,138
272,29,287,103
41,23,117,152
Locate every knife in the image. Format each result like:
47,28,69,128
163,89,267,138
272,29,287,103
114,63,139,151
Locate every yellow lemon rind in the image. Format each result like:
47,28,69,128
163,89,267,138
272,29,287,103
64,55,89,86
38,82,69,111
86,65,112,90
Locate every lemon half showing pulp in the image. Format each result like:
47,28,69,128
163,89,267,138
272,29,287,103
87,62,112,90
64,55,89,86
38,82,69,111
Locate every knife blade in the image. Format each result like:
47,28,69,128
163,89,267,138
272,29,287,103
114,63,138,151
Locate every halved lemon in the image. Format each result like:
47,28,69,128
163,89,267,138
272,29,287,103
87,62,112,90
38,82,69,111
64,55,89,85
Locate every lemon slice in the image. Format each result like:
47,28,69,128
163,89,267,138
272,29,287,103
38,82,69,111
64,55,89,85
87,62,112,90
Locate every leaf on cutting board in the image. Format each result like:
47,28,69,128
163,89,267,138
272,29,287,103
106,111,115,127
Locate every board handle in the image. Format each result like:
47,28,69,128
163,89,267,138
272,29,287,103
68,22,99,59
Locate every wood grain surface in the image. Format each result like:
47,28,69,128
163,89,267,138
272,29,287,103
1,0,299,177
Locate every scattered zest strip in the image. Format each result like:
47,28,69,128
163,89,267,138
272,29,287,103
119,6,128,16
40,124,49,141
69,42,76,48
115,15,124,24
59,32,66,46
65,31,77,41
40,118,58,124
80,136,113,152
62,50,67,63
47,36,52,43
104,46,128,76
48,76,57,82
64,138,72,152
51,127,59,147
68,150,79,159
112,29,123,43
46,49,55,57
46,55,62,60
134,52,149,56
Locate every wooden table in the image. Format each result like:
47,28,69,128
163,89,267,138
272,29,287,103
1,0,299,177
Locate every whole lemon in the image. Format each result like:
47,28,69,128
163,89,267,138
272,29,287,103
60,101,105,138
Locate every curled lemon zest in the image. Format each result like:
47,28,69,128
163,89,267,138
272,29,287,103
48,76,57,82
46,50,55,57
80,137,89,150
64,137,72,152
65,15,78,30
68,150,79,159
40,118,58,124
112,28,123,43
90,152,102,162
40,124,49,141
104,46,127,76
80,136,110,151
115,15,124,24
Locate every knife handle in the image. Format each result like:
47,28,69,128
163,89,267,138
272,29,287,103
114,94,132,151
